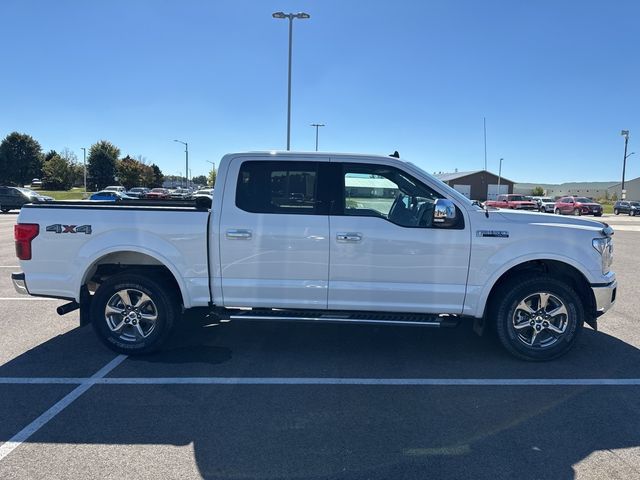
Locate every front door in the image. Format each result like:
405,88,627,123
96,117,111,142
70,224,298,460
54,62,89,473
219,158,330,309
328,162,471,314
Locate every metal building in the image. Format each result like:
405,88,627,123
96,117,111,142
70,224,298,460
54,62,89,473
434,170,515,201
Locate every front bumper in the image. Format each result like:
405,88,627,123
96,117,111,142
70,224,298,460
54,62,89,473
11,272,29,295
591,280,617,316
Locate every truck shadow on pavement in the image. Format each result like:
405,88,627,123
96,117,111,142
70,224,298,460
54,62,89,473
1,314,640,479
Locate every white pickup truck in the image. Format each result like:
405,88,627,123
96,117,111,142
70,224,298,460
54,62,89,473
12,152,616,360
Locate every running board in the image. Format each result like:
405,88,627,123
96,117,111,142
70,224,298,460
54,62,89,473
225,309,460,328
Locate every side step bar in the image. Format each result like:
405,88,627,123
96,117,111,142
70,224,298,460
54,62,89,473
224,309,460,328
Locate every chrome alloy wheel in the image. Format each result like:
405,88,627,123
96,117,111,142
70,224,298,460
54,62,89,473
105,288,158,342
512,292,569,348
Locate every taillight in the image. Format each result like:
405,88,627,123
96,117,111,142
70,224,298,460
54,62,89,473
14,223,39,260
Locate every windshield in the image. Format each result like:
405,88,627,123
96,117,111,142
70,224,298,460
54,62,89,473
631,202,640,207
16,188,38,196
508,195,528,201
575,197,594,203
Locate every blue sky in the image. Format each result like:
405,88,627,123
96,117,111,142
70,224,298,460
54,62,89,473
1,0,639,183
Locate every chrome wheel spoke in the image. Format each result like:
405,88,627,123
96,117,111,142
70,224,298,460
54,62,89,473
134,323,147,338
108,318,126,333
133,293,152,309
547,304,568,319
514,320,532,330
516,299,534,315
546,323,566,335
106,305,125,315
528,329,539,346
117,290,133,307
140,312,158,322
538,293,550,311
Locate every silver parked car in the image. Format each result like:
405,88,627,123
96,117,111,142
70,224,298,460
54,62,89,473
532,196,556,213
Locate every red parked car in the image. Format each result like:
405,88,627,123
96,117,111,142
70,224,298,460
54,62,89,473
484,194,538,210
554,196,602,216
146,188,170,200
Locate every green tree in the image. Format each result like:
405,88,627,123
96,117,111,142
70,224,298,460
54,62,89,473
0,132,43,185
117,155,143,189
532,186,544,196
140,164,155,187
150,164,164,187
207,165,217,187
43,149,58,162
191,174,207,186
42,154,74,190
87,140,120,190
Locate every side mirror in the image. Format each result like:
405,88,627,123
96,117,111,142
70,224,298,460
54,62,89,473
432,198,457,228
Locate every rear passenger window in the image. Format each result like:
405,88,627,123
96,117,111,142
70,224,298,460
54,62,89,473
236,161,318,215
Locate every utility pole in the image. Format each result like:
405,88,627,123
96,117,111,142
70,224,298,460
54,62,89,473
497,157,504,195
310,123,325,151
174,140,188,189
272,11,310,150
80,147,87,192
483,117,487,171
621,130,630,200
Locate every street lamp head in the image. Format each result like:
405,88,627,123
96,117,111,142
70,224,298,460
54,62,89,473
295,12,310,19
621,130,629,138
272,11,286,19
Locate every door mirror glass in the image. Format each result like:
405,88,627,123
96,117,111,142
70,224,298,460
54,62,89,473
432,199,457,228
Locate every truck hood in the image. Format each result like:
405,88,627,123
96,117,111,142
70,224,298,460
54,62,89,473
494,209,608,233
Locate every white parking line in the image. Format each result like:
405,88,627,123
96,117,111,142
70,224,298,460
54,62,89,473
1,376,640,386
0,266,20,269
0,355,127,461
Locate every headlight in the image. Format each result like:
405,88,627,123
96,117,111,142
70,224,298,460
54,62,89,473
592,237,613,274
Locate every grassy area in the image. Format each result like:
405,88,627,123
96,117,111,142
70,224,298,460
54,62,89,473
37,188,90,200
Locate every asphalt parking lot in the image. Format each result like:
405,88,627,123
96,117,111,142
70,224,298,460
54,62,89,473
0,211,639,479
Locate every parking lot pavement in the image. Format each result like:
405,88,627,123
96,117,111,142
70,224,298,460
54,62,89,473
1,213,640,479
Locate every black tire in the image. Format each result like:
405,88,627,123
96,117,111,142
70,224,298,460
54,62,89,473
594,213,602,217
539,207,545,213
554,208,561,215
573,208,581,216
614,209,619,215
1,208,10,213
492,276,584,361
91,272,181,355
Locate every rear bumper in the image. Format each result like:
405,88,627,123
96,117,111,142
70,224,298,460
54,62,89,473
11,272,29,295
591,280,617,316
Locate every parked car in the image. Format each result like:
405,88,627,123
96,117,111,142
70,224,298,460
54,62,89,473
30,178,43,188
484,194,538,210
554,196,602,216
126,187,150,199
12,151,616,361
89,191,135,201
104,186,126,193
613,200,640,216
146,188,171,199
170,187,192,200
193,188,213,199
0,186,52,212
532,196,556,213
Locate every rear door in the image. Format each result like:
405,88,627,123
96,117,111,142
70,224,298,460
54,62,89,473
218,157,330,309
328,161,471,314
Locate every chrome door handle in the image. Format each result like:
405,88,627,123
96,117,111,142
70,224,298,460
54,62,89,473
226,229,252,240
336,232,362,242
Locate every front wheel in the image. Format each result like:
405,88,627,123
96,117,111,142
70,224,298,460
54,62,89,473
573,208,581,216
0,208,10,213
614,209,619,215
492,276,584,361
554,208,561,215
91,272,181,354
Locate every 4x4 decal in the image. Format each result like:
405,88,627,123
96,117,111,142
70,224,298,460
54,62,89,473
46,224,92,235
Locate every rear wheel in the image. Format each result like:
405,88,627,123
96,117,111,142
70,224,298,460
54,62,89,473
614,209,619,215
555,208,561,215
1,208,10,213
91,272,180,354
573,208,581,216
493,276,583,361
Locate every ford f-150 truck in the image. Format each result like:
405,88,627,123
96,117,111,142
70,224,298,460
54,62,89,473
11,152,617,360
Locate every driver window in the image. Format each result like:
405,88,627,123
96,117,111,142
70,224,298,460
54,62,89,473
343,163,443,227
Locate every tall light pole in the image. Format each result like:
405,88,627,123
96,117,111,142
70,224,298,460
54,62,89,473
310,123,325,151
497,157,504,196
272,11,310,151
174,140,188,189
621,130,631,200
483,117,488,171
80,147,87,192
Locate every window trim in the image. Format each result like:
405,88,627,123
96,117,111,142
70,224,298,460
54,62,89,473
235,160,322,216
336,162,464,230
